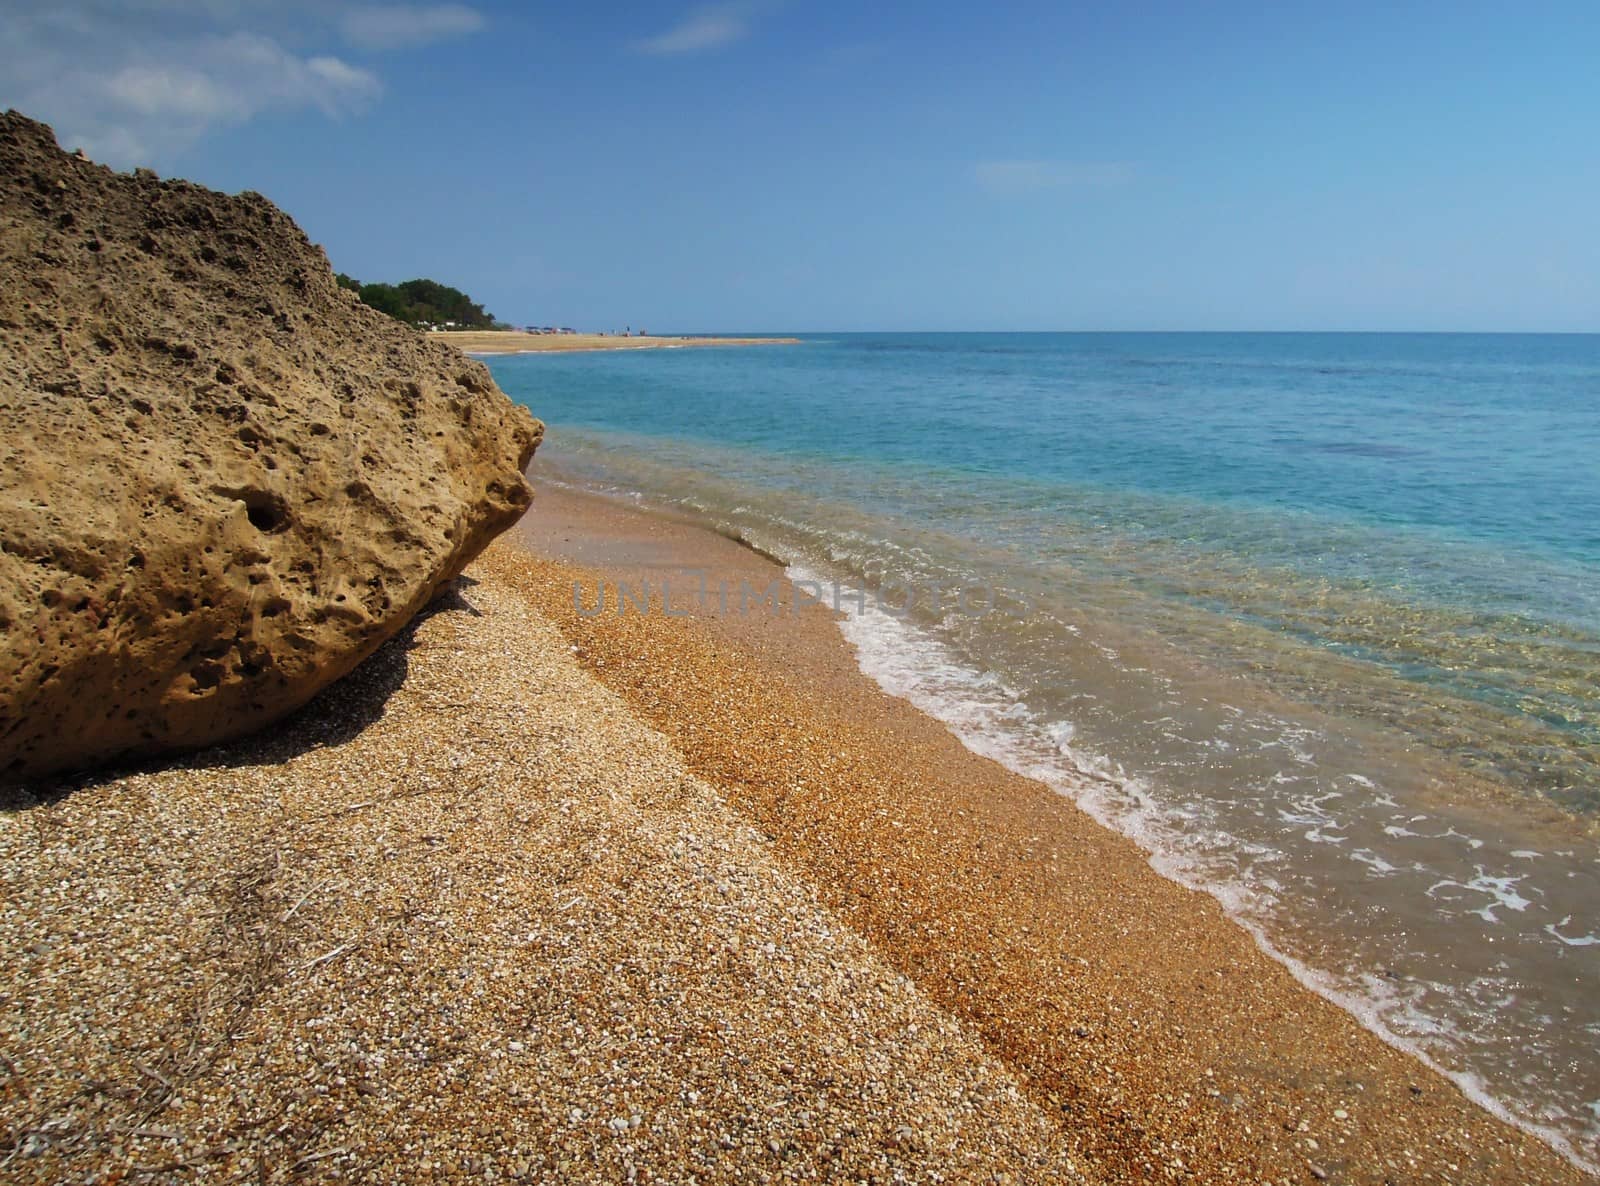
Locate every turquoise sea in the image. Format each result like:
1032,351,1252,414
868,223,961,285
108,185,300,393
488,333,1600,1169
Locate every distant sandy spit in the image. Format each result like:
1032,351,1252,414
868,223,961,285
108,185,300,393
428,331,801,355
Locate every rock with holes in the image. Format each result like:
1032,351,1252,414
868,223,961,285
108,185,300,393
0,112,543,784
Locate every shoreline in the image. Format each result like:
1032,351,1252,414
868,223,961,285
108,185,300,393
427,331,802,355
1,481,1591,1181
505,480,1595,1184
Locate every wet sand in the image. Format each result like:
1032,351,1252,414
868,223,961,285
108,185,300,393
501,481,1592,1185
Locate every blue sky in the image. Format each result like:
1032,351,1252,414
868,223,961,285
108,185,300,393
4,2,1597,332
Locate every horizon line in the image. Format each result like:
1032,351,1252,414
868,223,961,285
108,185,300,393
645,328,1600,337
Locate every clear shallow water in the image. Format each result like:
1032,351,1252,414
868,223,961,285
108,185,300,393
488,333,1600,1168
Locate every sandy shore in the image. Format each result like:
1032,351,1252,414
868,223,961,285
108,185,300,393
505,483,1593,1185
427,331,801,355
0,552,1085,1183
1,483,1592,1183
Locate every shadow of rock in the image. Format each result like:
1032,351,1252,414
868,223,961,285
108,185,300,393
1,578,484,814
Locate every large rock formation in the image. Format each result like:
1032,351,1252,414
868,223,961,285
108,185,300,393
0,113,543,784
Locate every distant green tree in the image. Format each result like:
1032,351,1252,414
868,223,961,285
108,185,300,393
335,273,498,328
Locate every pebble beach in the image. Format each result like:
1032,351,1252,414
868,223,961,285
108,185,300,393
1,484,1592,1184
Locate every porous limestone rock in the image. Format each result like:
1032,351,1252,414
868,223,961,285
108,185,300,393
0,112,543,783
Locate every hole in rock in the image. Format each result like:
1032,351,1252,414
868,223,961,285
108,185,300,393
215,487,291,535
245,491,284,526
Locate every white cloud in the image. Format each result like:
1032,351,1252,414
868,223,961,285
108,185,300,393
340,4,485,51
0,3,477,166
105,66,237,122
974,160,1136,196
104,35,380,124
633,3,765,55
305,56,387,104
